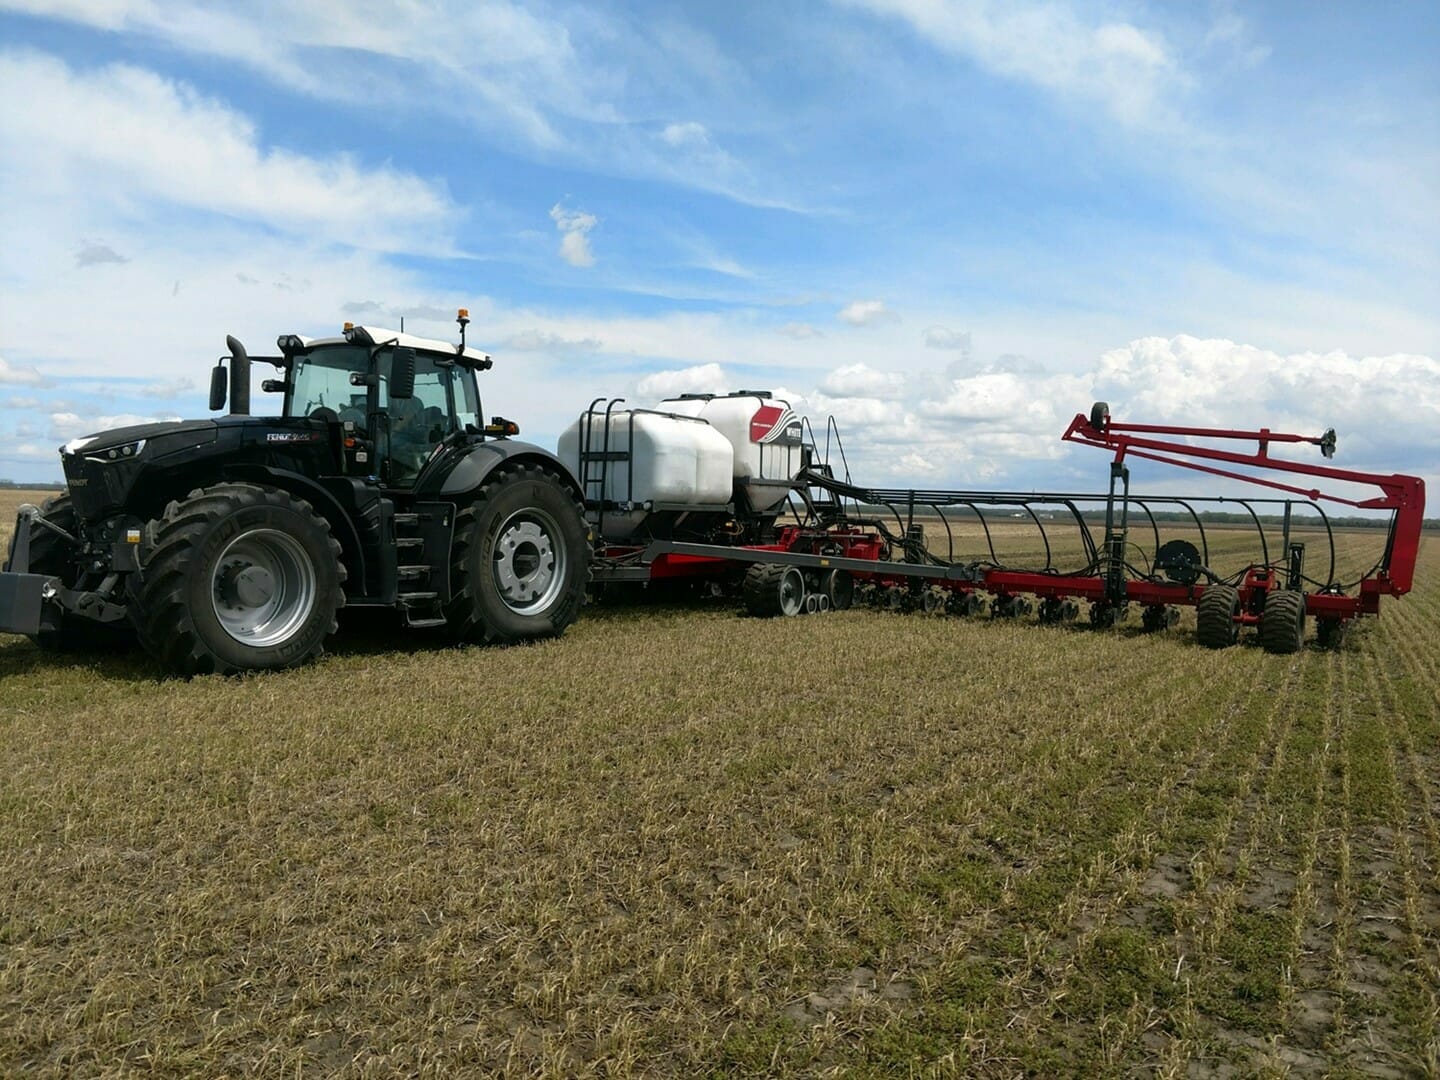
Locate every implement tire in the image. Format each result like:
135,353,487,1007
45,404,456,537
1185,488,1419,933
743,563,806,617
15,493,133,653
136,484,345,676
447,464,589,644
1196,584,1241,649
1259,589,1306,655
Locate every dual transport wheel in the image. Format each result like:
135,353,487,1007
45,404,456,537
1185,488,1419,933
742,564,852,617
1197,584,1309,654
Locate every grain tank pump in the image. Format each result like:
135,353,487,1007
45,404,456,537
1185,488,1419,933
1,311,590,675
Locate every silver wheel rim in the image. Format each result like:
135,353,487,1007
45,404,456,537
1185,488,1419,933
778,567,805,616
210,528,318,647
493,507,567,615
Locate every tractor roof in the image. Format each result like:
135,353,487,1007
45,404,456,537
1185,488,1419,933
301,325,493,366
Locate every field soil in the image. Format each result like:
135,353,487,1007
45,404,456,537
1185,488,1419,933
2,489,1437,1076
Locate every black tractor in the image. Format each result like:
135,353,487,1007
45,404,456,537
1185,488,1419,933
1,311,590,675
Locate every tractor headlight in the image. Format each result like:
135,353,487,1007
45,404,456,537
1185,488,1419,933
87,439,146,462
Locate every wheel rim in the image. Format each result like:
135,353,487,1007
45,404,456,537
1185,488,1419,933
211,528,318,647
493,507,567,615
778,567,805,616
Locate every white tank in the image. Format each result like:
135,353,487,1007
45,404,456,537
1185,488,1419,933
659,392,804,513
557,408,734,539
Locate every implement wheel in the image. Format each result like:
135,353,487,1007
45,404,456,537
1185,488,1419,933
1259,589,1306,655
742,563,805,617
136,483,345,675
1196,584,1241,649
448,464,590,644
823,569,854,611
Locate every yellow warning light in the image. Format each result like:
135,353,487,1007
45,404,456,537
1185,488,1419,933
457,308,469,320
343,321,354,331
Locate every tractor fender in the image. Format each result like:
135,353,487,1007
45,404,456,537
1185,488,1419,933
431,440,582,501
221,465,368,590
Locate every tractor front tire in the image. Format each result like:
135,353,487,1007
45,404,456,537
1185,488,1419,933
16,493,134,653
1196,584,1241,649
136,484,345,676
447,465,589,644
1259,589,1306,655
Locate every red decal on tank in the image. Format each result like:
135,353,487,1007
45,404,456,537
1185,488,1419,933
750,405,785,441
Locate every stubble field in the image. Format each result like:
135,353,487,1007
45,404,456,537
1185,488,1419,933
1,489,1437,1077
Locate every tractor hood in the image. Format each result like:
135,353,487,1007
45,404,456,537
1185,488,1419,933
62,417,221,457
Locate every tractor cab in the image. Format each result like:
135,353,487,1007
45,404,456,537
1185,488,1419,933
271,318,493,487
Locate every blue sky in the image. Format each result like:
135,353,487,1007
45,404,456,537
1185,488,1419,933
0,0,1436,498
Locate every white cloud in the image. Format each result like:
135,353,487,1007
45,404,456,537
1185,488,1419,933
138,378,197,399
838,0,1180,126
1093,335,1440,473
820,363,906,399
661,121,709,147
778,323,824,340
550,203,598,268
636,362,730,401
0,356,46,386
48,411,181,439
838,299,897,326
1,396,42,410
0,51,456,254
923,325,971,352
503,329,603,354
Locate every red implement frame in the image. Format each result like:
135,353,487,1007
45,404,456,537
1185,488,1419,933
1060,408,1425,614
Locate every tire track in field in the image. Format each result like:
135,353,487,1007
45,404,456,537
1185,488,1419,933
972,657,1277,1069
1351,635,1440,1072
1319,646,1432,1077
1156,658,1314,1075
1373,599,1440,900
778,643,1262,1070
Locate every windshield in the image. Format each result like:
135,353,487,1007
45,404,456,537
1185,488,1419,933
289,346,370,427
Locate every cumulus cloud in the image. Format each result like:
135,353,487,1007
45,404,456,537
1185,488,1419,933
1093,335,1440,472
1,395,42,410
837,299,898,326
820,363,906,400
636,362,729,400
0,356,46,386
778,322,824,340
138,377,197,399
550,203,598,267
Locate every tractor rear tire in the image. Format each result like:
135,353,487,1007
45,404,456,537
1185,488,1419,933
1259,589,1306,655
742,563,806,617
14,493,133,653
136,484,345,675
1196,584,1241,649
447,464,589,644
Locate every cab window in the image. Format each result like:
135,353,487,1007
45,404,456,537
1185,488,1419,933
386,354,454,484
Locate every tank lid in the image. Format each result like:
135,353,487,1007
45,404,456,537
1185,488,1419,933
674,393,716,401
732,389,772,398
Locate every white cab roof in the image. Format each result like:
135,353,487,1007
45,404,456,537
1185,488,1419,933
301,325,492,366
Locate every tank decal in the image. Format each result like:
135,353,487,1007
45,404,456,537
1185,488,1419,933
750,405,802,445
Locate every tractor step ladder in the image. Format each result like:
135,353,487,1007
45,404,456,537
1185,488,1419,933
393,511,447,628
578,398,633,538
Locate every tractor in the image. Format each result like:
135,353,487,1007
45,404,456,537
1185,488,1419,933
1,311,591,675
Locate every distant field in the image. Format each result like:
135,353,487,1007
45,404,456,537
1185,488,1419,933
1,490,1437,1076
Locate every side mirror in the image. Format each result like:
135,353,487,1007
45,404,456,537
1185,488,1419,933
390,347,416,400
1319,428,1337,460
209,364,227,411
